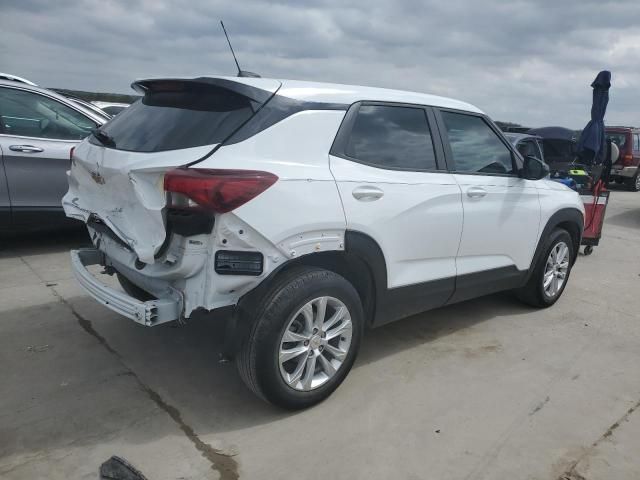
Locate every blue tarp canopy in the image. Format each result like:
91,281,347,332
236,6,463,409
576,70,611,165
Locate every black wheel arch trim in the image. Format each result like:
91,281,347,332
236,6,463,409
526,208,584,283
232,230,386,333
343,231,454,326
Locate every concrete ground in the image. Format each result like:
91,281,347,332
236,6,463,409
1,189,639,480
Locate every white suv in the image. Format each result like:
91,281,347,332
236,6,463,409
64,76,584,409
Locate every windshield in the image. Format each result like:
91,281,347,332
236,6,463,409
94,83,260,152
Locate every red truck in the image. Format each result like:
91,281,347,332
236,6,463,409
606,126,640,191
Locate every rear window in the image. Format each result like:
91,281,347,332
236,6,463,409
94,84,257,152
102,105,126,116
606,132,629,152
542,139,575,160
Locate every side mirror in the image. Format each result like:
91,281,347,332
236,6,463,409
520,156,549,180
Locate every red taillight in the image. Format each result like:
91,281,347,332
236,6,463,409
622,153,633,166
164,168,278,213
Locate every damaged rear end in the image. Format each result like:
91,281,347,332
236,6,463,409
64,76,281,325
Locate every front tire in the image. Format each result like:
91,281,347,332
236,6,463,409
237,266,364,409
517,228,574,308
625,171,640,192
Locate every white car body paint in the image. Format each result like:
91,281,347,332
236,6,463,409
453,174,542,274
329,156,463,288
64,142,217,263
275,79,484,114
65,75,584,321
537,179,586,237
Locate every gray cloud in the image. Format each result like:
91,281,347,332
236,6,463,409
1,0,638,127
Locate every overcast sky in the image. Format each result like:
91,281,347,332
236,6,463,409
1,0,638,128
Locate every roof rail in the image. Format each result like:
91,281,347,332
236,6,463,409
0,72,37,86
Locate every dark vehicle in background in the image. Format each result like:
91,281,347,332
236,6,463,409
0,79,107,231
504,133,545,162
606,126,640,191
527,127,578,173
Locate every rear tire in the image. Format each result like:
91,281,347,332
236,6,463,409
516,228,574,308
116,272,154,301
236,266,364,409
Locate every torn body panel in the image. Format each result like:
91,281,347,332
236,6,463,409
83,205,346,321
63,142,217,263
65,88,349,324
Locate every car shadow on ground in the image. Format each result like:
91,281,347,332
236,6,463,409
605,208,640,230
1,229,536,461
2,289,535,480
60,286,535,433
0,227,91,257
598,185,639,230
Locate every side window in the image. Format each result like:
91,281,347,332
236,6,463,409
0,88,96,140
517,140,539,159
535,140,544,159
344,105,438,170
634,133,640,152
523,139,544,161
441,111,515,175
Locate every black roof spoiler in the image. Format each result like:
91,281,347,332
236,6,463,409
130,77,277,104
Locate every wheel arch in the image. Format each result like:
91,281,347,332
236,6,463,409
527,208,584,282
236,230,386,329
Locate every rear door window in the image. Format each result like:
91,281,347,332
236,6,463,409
633,133,640,152
343,104,438,170
95,83,259,152
441,111,515,175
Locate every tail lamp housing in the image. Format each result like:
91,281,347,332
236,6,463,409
164,168,278,213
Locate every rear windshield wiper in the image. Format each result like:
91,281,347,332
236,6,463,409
91,128,116,148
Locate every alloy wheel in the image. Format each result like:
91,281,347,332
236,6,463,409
278,296,353,391
543,241,570,298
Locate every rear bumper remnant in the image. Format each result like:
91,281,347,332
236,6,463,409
70,248,182,326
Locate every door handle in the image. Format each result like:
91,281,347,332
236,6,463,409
466,186,487,198
352,185,384,202
9,145,44,153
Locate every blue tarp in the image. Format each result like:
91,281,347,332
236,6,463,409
576,70,611,165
